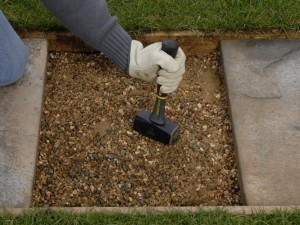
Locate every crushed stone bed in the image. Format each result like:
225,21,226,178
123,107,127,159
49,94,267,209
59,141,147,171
33,51,241,207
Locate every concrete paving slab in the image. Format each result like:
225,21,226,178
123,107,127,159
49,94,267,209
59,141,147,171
221,39,300,206
0,39,48,207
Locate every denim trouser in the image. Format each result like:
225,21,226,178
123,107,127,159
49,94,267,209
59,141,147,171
0,11,28,86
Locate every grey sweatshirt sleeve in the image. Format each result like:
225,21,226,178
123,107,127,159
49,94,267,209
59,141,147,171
41,0,132,72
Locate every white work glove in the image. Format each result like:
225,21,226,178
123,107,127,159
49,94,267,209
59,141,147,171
129,40,186,93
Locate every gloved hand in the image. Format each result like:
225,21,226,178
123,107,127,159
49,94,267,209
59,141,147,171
129,40,186,93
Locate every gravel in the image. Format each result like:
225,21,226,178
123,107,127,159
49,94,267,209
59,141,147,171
32,50,241,207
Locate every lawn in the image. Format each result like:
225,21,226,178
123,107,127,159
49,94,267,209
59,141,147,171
0,0,300,33
1,209,300,225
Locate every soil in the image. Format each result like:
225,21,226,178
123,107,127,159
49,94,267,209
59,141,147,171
32,50,241,207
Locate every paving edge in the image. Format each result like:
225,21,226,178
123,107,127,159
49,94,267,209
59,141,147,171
1,206,300,216
0,39,48,208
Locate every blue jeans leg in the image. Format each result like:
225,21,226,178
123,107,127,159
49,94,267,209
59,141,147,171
0,11,28,86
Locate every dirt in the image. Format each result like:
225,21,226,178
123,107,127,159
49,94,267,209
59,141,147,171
32,50,241,207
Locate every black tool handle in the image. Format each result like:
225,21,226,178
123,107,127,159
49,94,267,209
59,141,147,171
149,40,179,125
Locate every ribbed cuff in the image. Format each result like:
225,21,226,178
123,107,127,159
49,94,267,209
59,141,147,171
98,23,132,72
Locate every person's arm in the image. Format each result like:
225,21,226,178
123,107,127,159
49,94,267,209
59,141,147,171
41,0,186,93
41,0,132,72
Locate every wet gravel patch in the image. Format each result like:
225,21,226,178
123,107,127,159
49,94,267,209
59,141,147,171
33,51,241,207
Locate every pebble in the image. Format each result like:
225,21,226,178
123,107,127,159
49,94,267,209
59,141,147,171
118,109,125,115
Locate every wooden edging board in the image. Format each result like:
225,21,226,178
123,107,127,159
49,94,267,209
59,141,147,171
19,30,300,55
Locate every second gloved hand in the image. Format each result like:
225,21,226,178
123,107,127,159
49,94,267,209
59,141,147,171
128,40,186,93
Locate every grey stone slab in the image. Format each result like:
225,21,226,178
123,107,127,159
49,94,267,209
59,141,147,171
0,39,48,207
221,39,300,206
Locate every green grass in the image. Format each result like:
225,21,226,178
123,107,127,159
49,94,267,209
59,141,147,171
0,209,300,225
1,0,300,33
